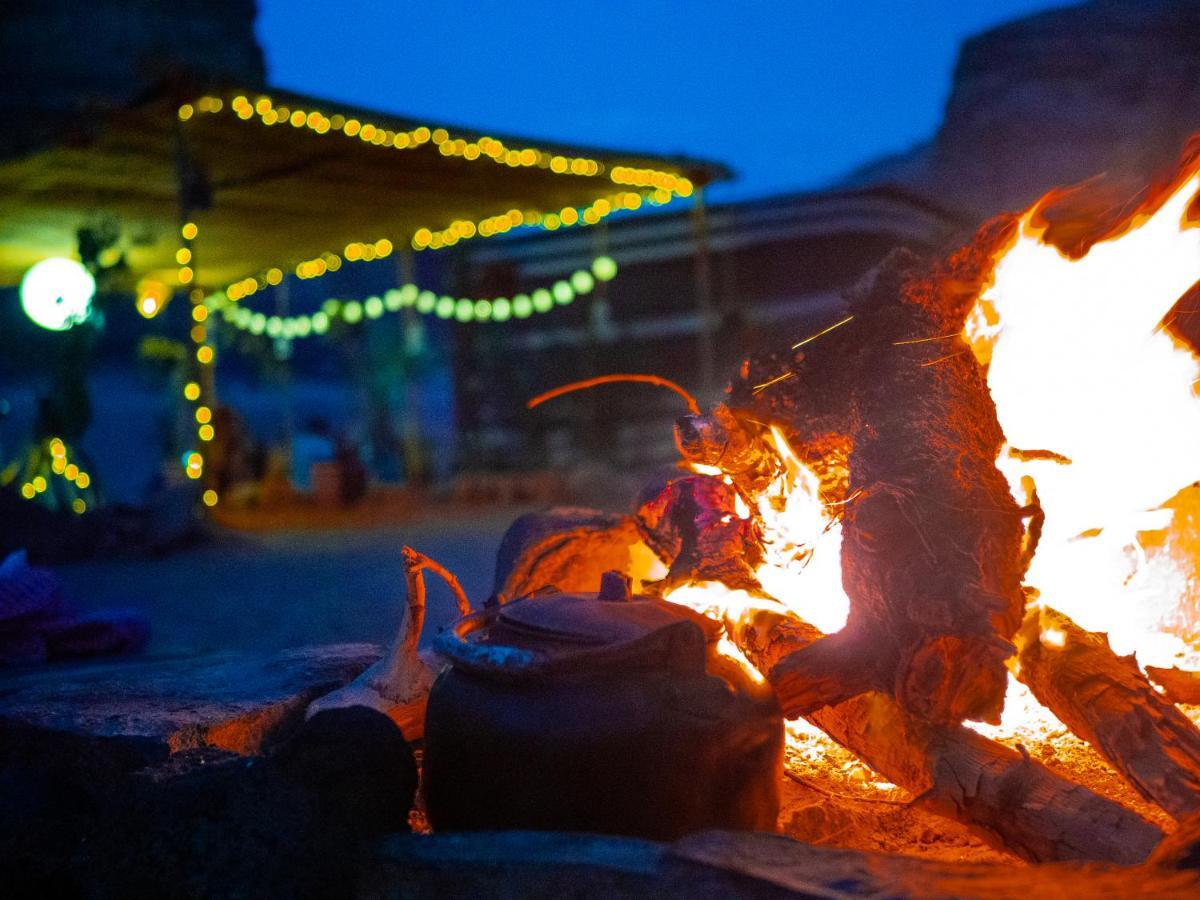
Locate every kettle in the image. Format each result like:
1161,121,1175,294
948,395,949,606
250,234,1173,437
422,572,783,840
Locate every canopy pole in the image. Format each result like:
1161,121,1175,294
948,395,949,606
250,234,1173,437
396,248,426,485
691,187,715,398
173,118,217,500
275,279,295,479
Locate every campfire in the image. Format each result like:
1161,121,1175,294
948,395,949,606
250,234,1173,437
319,139,1200,866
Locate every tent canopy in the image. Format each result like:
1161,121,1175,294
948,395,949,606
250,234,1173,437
0,84,729,291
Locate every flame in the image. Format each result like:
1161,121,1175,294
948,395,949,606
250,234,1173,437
966,167,1200,670
663,582,770,683
662,159,1200,797
664,427,850,680
753,427,850,635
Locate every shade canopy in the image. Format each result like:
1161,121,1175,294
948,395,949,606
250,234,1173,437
0,85,728,292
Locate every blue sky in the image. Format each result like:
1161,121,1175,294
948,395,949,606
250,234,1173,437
258,1,1070,201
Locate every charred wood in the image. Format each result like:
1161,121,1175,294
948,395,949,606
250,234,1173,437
727,603,1163,864
1146,666,1200,706
635,476,763,594
727,225,1029,725
674,404,779,498
493,507,642,601
1013,605,1200,820
1150,810,1200,871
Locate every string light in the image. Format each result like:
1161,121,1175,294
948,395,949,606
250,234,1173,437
5,437,97,515
219,190,641,301
181,94,692,195
209,257,618,338
136,278,170,319
177,223,216,503
180,94,686,300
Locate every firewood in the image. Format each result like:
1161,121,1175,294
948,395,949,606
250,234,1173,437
726,602,1163,864
635,475,763,594
671,830,1200,899
1013,605,1200,820
307,546,470,741
1150,809,1200,870
1146,666,1200,706
493,507,642,600
727,226,1029,725
673,403,779,497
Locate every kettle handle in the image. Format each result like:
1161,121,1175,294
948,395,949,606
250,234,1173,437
400,545,472,654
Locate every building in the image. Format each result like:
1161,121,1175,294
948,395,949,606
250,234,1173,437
454,185,969,471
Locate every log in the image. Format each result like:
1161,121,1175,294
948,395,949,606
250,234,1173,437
725,602,1163,864
1013,605,1200,820
1150,809,1200,870
673,403,779,498
726,229,1029,725
493,507,642,600
671,830,1200,899
1146,666,1200,706
635,475,763,594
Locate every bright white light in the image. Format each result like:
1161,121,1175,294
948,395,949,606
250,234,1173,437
20,258,95,331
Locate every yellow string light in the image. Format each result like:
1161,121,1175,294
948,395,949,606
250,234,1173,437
178,223,217,494
179,94,690,299
7,437,96,514
188,94,644,187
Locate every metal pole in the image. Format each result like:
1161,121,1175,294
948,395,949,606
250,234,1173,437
587,222,610,460
396,248,426,484
276,278,295,478
691,187,716,398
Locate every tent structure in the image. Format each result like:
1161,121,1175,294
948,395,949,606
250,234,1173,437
0,82,728,511
0,84,728,293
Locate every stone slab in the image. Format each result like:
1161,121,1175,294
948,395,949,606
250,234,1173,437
0,643,381,755
360,829,1200,899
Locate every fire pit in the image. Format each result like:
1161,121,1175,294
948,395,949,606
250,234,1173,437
314,139,1200,877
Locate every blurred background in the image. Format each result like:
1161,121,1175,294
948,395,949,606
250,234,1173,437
0,0,1196,652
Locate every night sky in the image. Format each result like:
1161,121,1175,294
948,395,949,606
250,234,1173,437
257,0,1072,201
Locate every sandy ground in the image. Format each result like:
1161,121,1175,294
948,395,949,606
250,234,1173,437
53,509,530,657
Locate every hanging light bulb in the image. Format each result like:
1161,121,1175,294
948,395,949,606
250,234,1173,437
20,258,95,331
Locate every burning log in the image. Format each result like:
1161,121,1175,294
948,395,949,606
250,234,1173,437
730,229,1029,725
1013,605,1200,820
726,601,1164,864
493,507,643,600
1150,810,1200,871
635,475,763,594
1146,666,1200,706
673,403,781,498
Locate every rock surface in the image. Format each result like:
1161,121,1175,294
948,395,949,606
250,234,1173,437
0,0,266,158
3,707,417,899
361,829,1200,899
0,642,381,755
859,1,1200,221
